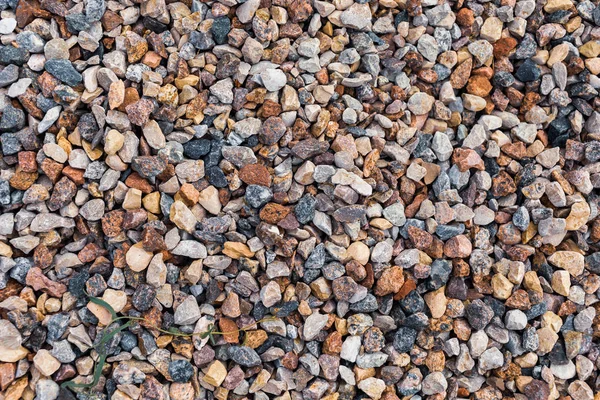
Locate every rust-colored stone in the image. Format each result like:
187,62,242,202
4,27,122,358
26,267,67,297
259,203,290,224
9,167,38,190
239,163,272,187
491,171,517,197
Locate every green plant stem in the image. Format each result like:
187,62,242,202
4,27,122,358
61,296,277,391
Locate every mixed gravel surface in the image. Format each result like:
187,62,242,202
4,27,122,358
1,0,600,399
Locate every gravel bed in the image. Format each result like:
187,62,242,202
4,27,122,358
0,0,600,399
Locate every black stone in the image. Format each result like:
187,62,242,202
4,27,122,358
446,277,468,300
131,284,156,312
85,273,107,297
435,224,465,241
349,294,379,312
143,17,169,33
465,299,494,330
211,16,231,45
66,13,90,33
393,327,417,353
216,53,240,80
569,83,598,100
305,243,327,269
68,271,90,299
45,59,83,86
399,219,425,239
229,346,261,367
206,166,228,188
0,46,29,65
189,30,215,50
295,194,316,224
585,141,600,162
515,59,541,82
47,313,70,343
168,360,194,382
493,71,515,87
78,113,100,142
302,268,321,284
483,296,506,319
0,132,21,155
183,139,211,159
515,34,537,59
0,104,26,132
586,252,600,273
512,206,530,231
256,336,294,354
120,331,138,352
524,302,547,320
399,290,424,314
547,341,568,365
505,331,525,356
403,312,429,330
9,257,32,283
428,259,452,290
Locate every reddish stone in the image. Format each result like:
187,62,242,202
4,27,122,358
281,352,299,370
505,289,531,310
123,209,148,231
38,71,61,97
141,226,167,252
18,151,37,173
452,148,485,172
26,267,67,297
450,58,472,89
47,176,77,211
493,37,518,58
288,0,313,22
118,87,141,113
456,8,475,27
277,213,299,230
444,235,472,258
407,225,433,250
219,318,239,344
102,210,125,237
125,172,154,193
61,166,85,185
323,331,342,354
34,244,55,269
141,376,165,400
40,158,64,183
78,243,104,263
260,203,290,224
466,75,492,97
239,164,272,186
9,167,38,190
491,171,517,197
346,260,367,282
101,9,124,31
375,266,405,296
0,363,16,391
393,278,417,300
16,0,51,28
501,142,526,159
261,100,282,117
18,88,44,119
523,380,550,400
125,98,154,126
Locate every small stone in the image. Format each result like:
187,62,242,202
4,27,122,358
174,296,201,325
33,350,61,376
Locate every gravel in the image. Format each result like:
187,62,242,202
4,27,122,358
0,0,600,399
